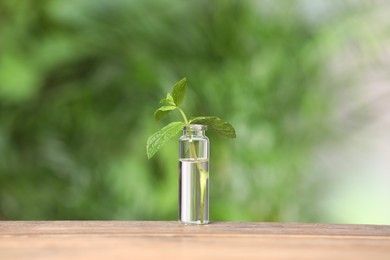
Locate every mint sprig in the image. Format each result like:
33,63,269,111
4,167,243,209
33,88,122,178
147,77,236,159
146,77,236,224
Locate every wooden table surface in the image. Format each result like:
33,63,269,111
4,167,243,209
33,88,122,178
1,221,389,259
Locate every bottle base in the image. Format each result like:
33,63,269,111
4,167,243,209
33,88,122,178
179,220,209,225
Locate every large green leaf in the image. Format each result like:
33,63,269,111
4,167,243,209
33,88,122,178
146,121,185,159
190,116,236,138
171,77,187,106
154,105,177,120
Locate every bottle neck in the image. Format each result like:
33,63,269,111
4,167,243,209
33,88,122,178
183,124,207,137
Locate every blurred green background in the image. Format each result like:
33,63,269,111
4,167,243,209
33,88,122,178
1,0,389,223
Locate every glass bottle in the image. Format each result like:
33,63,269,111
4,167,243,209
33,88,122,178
179,124,209,224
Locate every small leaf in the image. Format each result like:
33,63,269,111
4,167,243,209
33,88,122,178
159,93,175,105
190,116,236,138
146,121,185,159
171,77,187,106
154,105,177,121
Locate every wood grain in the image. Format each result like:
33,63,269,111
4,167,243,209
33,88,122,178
0,221,389,259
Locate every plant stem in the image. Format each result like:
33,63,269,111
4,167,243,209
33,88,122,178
177,107,189,125
177,107,208,224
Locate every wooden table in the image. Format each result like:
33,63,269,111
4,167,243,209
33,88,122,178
1,221,389,259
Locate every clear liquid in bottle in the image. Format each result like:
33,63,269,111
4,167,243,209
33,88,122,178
179,158,209,224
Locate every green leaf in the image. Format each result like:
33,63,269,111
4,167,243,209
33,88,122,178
146,121,185,159
159,93,175,105
154,105,177,120
171,77,187,106
190,116,236,138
